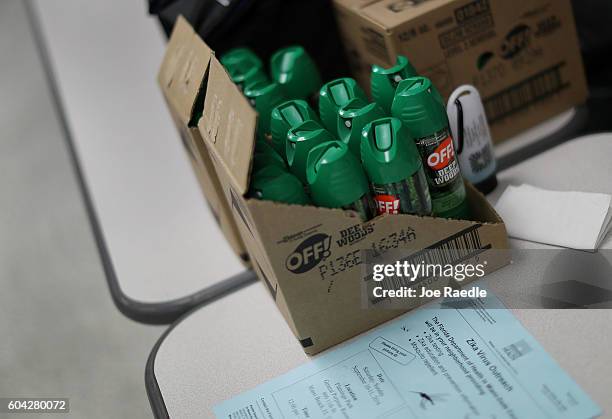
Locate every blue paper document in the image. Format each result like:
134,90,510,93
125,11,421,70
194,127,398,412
214,291,601,418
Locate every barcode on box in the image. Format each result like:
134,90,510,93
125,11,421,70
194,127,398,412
483,62,569,123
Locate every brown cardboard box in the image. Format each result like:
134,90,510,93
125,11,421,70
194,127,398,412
158,17,249,264
333,0,588,142
194,51,510,354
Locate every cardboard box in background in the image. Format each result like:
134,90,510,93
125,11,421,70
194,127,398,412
158,17,249,264
333,0,588,143
195,46,510,355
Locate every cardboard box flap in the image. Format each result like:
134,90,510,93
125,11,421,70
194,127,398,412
158,16,213,126
199,56,257,195
361,0,454,29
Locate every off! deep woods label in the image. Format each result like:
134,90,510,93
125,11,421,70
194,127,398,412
416,128,464,213
372,171,431,216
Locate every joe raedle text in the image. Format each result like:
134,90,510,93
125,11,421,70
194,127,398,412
371,285,488,299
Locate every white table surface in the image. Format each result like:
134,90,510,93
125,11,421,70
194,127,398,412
31,0,244,305
492,132,612,197
494,108,577,159
150,135,612,418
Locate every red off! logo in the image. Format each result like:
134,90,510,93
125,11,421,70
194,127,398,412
427,137,455,170
375,195,400,215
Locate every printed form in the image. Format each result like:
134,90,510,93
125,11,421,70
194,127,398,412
215,290,601,418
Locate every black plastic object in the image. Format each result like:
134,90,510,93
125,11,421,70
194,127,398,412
149,0,350,82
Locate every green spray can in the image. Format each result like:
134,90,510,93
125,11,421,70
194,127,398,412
249,168,311,205
286,120,335,184
251,164,287,183
270,46,322,101
244,81,285,139
307,141,375,221
361,117,432,216
252,145,288,173
270,99,319,159
371,55,417,113
318,78,368,134
336,98,385,156
391,76,469,219
220,48,268,91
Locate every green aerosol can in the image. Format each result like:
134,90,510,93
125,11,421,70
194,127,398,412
244,81,285,139
361,117,432,216
286,120,335,184
270,46,322,102
252,139,287,173
318,78,368,135
249,167,311,205
220,47,267,91
270,99,319,159
391,77,469,219
371,55,417,113
306,141,375,221
337,98,385,156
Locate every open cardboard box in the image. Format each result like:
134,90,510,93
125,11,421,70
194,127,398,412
161,17,510,355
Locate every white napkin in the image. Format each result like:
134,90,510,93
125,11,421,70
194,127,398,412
495,184,612,250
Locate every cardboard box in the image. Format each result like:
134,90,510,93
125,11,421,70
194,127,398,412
158,17,249,264
333,0,588,142
190,47,510,354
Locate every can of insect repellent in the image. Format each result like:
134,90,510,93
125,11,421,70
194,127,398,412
318,78,368,134
337,98,385,156
252,144,287,173
371,55,417,113
251,164,286,180
306,141,375,221
286,120,335,184
391,76,469,220
244,81,285,139
361,117,432,216
393,77,445,108
270,99,319,159
270,46,322,102
220,48,268,91
249,168,311,205
446,85,497,194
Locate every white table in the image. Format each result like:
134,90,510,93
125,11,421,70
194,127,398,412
494,107,586,170
146,135,612,417
29,0,252,323
491,132,612,203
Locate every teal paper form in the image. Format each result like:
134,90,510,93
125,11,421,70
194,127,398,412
214,290,601,418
